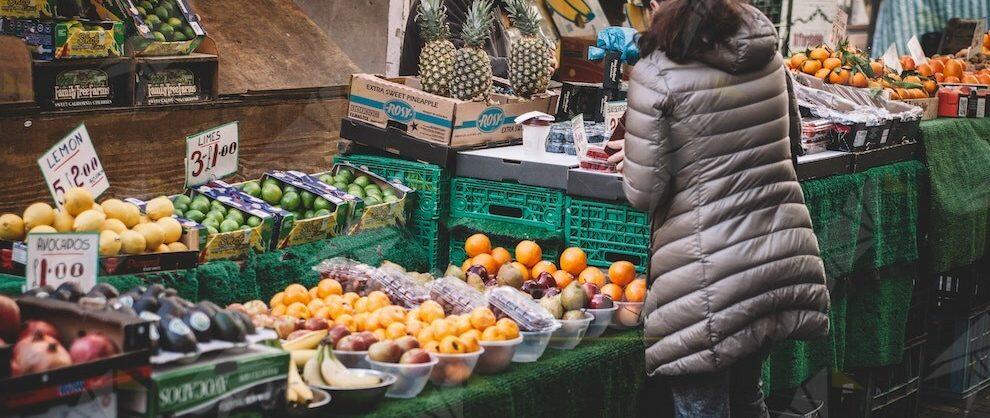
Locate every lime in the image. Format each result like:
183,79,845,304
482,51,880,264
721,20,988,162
348,188,365,199
209,201,227,215
261,184,282,205
246,216,262,227
154,6,169,20
364,184,381,193
318,174,334,184
382,188,396,197
365,189,382,198
173,201,188,212
294,211,306,219
354,175,371,187
313,197,331,211
241,225,252,231
167,17,182,27
314,209,331,217
158,23,174,37
205,211,224,223
189,199,209,213
192,195,209,206
338,168,353,179
283,185,298,194
299,191,315,209
364,196,381,206
333,182,348,191
303,210,315,219
220,219,239,233
185,209,205,223
333,174,349,185
241,181,261,197
183,26,196,39
384,195,399,203
174,194,191,206
145,14,161,28
262,178,280,190
225,210,245,226
280,192,301,211
136,6,146,16
170,31,186,42
205,226,219,235
174,208,184,217
201,218,219,230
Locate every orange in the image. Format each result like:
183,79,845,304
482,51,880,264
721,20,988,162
801,59,823,75
808,47,829,61
944,59,964,79
902,75,921,85
481,325,503,341
286,302,311,319
308,287,319,301
461,257,474,274
368,291,391,310
317,279,343,298
936,73,946,83
899,56,916,72
423,340,440,353
354,297,371,313
362,312,381,331
868,81,882,90
945,76,961,83
452,314,473,335
910,89,928,99
378,306,405,327
530,260,557,278
418,325,436,344
314,306,331,320
432,318,456,339
895,88,910,100
373,329,387,342
342,292,360,305
822,57,841,70
511,261,531,281
813,68,831,80
978,74,990,86
984,33,990,48
336,313,356,332
869,61,885,76
465,233,492,257
460,328,481,343
559,247,588,275
419,300,445,323
406,319,424,337
406,308,422,324
490,247,512,269
283,287,310,306
885,88,900,100
385,322,407,339
271,304,286,316
307,298,326,313
495,318,520,339
469,307,497,330
828,68,850,85
285,283,307,295
269,291,285,308
608,261,636,287
624,279,647,302
578,266,606,287
924,80,938,94
552,270,575,289
514,240,543,267
788,53,807,69
917,63,934,77
930,59,944,74
601,283,624,301
472,253,498,276
963,74,980,84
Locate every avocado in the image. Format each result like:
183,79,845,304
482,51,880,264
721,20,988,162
87,283,120,299
197,300,222,316
182,308,213,342
23,285,53,298
157,297,188,318
133,295,159,314
160,315,198,353
112,303,137,317
212,310,246,342
54,282,84,302
232,310,256,335
144,283,166,298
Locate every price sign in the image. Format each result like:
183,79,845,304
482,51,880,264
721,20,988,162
827,8,848,48
968,19,987,60
37,124,109,208
882,43,903,75
185,122,239,187
25,232,98,293
604,101,627,135
571,114,588,157
907,36,929,65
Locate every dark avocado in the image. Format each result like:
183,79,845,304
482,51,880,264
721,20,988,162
232,310,256,335
87,283,120,299
54,282,84,302
197,300,222,316
182,308,213,342
157,297,188,318
24,285,54,298
144,284,166,298
212,310,246,342
159,314,198,353
132,296,160,314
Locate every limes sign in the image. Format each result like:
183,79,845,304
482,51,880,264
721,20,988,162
185,121,239,187
37,123,110,209
25,232,99,293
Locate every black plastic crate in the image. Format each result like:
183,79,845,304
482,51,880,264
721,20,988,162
906,284,929,347
923,308,990,399
835,339,924,417
931,260,990,316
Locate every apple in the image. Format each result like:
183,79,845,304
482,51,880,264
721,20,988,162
368,340,403,363
274,316,299,340
581,283,600,300
303,317,329,331
286,329,311,341
335,334,367,352
357,331,379,346
395,335,420,352
399,348,432,364
326,325,350,346
589,294,614,309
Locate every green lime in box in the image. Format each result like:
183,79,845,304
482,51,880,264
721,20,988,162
314,163,414,234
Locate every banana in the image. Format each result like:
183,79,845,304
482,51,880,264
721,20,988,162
291,349,318,368
287,385,299,403
303,348,327,386
288,359,314,403
320,345,381,388
545,0,581,24
562,0,592,20
281,329,328,351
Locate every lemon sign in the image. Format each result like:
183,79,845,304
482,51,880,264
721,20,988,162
37,123,109,209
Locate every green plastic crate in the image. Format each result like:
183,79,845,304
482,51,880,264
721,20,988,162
335,154,449,219
409,217,448,272
450,177,566,233
448,232,562,268
564,197,650,272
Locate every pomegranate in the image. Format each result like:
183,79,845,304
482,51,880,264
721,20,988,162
19,320,58,342
0,295,19,341
69,332,119,363
12,331,71,375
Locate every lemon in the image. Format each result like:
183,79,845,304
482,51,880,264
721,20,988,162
101,218,127,233
53,210,74,232
90,203,103,213
133,223,164,251
73,209,106,232
99,230,121,256
138,215,150,225
101,199,128,221
155,244,170,253
23,202,55,231
146,196,174,221
29,225,57,234
167,242,189,252
64,187,94,216
156,216,182,244
119,230,146,254
0,214,25,240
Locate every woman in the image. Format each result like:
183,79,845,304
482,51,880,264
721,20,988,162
610,0,830,416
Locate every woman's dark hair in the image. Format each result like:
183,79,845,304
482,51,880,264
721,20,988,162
639,0,745,62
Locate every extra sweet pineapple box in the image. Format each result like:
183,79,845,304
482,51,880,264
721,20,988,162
347,73,559,149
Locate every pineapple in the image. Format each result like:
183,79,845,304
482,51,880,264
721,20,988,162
416,0,455,97
450,0,495,101
506,0,551,98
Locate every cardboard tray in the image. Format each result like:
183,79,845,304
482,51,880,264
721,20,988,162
795,151,853,181
851,141,920,172
456,145,579,190
567,168,626,202
340,117,460,168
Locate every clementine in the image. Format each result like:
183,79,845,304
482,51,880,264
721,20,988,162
917,63,934,77
945,76,961,83
472,253,498,275
869,61,885,76
608,261,637,287
286,302,311,319
822,57,841,70
899,56,916,71
930,59,944,74
317,278,343,298
491,247,512,269
814,68,831,80
788,53,807,69
308,287,319,301
531,260,557,278
559,247,588,275
849,72,868,88
578,266,606,287
624,279,647,302
944,59,964,79
902,75,921,85
601,283,624,301
465,233,492,257
801,59,822,75
461,257,474,274
283,287,310,306
269,291,285,308
963,74,980,84
978,74,990,86
552,270,575,289
514,240,543,268
828,68,850,85
808,47,829,61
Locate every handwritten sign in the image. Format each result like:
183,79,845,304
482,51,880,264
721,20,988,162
882,43,903,75
787,0,838,51
907,36,929,65
25,232,98,293
571,114,588,158
827,8,848,48
37,124,109,208
185,122,239,187
604,101,627,135
968,20,987,60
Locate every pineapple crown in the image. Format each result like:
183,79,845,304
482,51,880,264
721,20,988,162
506,0,542,37
460,0,494,48
416,0,451,42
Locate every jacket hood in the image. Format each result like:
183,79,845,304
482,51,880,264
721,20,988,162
694,4,778,74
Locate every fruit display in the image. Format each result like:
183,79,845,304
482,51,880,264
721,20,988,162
428,276,487,315
366,264,431,308
317,166,401,207
0,187,191,256
487,285,558,332
505,0,551,98
240,174,339,222
172,193,260,235
415,0,455,97
449,0,495,101
130,0,197,43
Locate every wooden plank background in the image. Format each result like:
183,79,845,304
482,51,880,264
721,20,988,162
0,97,348,213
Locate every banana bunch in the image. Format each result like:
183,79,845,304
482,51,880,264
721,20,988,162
544,0,595,25
286,360,314,404
303,343,381,388
281,329,328,351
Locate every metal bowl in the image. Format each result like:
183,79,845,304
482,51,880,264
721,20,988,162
311,369,397,412
283,386,332,418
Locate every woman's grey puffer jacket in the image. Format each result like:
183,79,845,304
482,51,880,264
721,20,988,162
623,5,830,376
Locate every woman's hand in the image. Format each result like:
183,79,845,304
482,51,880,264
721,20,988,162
606,139,625,172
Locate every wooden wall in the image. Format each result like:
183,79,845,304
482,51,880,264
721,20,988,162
0,96,348,213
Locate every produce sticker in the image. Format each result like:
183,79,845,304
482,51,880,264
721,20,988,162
185,121,239,187
37,123,109,208
25,232,98,293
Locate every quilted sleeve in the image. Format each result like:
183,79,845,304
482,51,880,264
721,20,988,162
622,58,673,212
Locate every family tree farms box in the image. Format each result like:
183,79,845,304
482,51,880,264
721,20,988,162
118,345,288,418
347,73,558,149
134,53,217,105
32,56,134,109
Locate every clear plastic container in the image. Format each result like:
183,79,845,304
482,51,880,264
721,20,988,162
428,277,487,315
610,301,644,329
367,355,438,398
583,305,618,339
312,257,375,294
486,286,558,332
548,312,593,350
366,264,430,308
512,322,561,363
335,350,370,369
429,348,484,387
476,336,523,374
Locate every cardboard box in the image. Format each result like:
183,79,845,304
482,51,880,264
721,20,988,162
456,145,579,190
1,19,124,60
339,117,457,168
566,168,626,202
315,163,412,234
260,170,356,248
134,52,217,105
0,17,54,59
900,97,939,121
558,36,627,87
32,56,134,109
119,345,288,418
347,74,559,149
0,297,153,414
0,0,56,18
95,0,206,56
183,182,284,261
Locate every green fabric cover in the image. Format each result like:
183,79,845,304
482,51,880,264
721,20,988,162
801,173,865,279
335,330,645,418
0,270,199,301
842,263,914,369
856,161,924,270
921,118,990,272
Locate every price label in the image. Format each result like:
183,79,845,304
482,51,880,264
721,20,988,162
827,8,848,48
882,43,903,75
571,114,588,157
25,232,98,293
185,122,239,187
968,19,987,60
907,36,929,65
37,124,109,208
604,101,627,135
